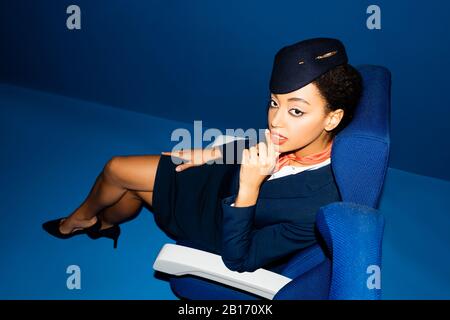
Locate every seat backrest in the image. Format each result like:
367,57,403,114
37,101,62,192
318,65,391,299
331,65,391,209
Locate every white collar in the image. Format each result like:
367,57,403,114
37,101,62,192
267,157,331,181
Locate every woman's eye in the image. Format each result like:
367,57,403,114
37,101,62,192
290,109,304,117
268,99,278,108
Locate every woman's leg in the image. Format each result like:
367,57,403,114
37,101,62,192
97,189,153,230
59,155,161,234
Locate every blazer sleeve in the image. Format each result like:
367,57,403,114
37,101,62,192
220,194,317,273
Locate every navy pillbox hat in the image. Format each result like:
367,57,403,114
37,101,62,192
269,37,348,94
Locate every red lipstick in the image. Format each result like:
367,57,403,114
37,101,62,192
270,132,288,145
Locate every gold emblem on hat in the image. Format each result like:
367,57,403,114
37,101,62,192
315,50,338,60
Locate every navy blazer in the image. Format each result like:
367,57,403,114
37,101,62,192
218,138,342,273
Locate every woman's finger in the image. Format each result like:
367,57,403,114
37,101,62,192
258,141,267,164
162,150,191,161
161,151,175,159
242,149,249,165
265,129,280,159
249,146,258,164
264,129,274,159
175,162,194,172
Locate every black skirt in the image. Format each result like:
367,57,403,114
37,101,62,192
151,153,240,254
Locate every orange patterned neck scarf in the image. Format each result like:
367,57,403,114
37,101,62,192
273,139,333,174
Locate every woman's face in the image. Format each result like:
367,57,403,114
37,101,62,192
267,82,343,155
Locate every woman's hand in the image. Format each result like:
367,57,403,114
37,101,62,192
161,147,222,172
238,129,281,192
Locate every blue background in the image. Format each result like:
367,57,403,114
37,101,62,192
0,0,449,299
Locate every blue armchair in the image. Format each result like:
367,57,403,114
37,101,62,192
153,65,391,300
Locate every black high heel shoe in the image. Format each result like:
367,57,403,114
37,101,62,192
42,217,101,239
86,222,121,249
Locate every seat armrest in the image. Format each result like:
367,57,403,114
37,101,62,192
316,202,385,299
153,244,292,300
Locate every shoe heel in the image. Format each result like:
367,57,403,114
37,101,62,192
113,236,118,249
112,225,121,249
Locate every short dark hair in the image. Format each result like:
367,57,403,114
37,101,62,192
313,64,363,139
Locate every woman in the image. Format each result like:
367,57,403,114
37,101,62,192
43,37,362,273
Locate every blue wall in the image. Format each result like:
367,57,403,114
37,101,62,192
1,0,449,182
